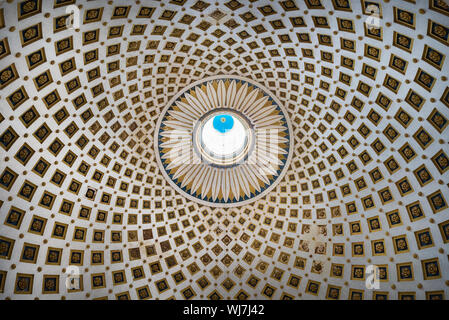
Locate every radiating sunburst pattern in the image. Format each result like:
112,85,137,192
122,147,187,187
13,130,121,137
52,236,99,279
155,76,293,207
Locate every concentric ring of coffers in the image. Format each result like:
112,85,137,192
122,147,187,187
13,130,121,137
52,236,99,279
155,75,293,207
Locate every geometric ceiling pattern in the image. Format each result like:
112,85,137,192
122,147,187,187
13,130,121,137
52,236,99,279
0,0,448,300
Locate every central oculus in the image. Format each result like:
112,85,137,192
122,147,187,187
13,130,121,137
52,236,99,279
155,75,293,207
193,109,254,167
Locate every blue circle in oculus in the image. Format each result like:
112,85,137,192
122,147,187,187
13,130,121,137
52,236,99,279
213,114,234,133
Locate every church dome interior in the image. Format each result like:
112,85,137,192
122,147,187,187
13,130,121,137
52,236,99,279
0,0,448,300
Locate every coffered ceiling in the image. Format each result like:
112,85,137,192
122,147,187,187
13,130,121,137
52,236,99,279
0,0,448,300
